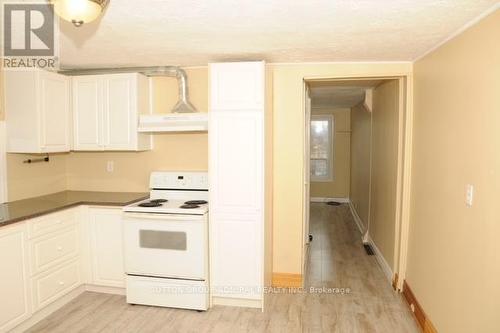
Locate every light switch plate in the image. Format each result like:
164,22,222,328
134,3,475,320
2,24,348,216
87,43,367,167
466,184,474,207
106,161,114,173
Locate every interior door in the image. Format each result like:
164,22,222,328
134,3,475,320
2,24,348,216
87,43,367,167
303,83,312,248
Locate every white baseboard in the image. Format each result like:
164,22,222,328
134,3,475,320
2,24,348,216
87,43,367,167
346,200,393,283
365,234,393,282
347,200,365,235
310,197,350,203
211,296,262,309
85,284,126,295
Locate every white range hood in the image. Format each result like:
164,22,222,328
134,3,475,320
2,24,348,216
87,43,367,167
138,113,208,133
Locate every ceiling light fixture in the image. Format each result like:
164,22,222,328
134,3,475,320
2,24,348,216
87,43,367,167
49,0,109,27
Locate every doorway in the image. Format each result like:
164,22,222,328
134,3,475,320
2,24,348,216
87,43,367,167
303,77,411,290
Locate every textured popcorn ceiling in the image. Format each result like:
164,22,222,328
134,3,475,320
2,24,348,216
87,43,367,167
57,0,498,67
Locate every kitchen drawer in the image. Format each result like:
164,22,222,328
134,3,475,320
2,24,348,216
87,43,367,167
30,226,79,275
32,259,81,311
28,209,77,239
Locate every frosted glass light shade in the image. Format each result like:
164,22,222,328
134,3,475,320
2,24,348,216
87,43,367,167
50,0,108,27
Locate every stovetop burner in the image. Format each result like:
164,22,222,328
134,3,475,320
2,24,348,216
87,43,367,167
180,204,200,209
138,202,162,208
184,200,208,205
150,199,168,204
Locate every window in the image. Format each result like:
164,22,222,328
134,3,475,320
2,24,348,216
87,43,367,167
310,115,333,182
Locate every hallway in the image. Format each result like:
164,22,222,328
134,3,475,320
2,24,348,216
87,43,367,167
304,202,418,332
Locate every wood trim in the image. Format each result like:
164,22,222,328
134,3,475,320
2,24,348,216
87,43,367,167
392,273,399,291
402,280,438,333
424,320,438,333
212,296,262,309
272,273,303,288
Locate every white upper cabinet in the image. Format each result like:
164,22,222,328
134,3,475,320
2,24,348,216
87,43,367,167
72,73,152,151
4,70,71,153
72,76,101,150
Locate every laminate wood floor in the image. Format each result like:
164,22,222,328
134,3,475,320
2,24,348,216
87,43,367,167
26,203,419,333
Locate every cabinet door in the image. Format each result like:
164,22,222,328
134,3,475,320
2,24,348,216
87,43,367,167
4,70,42,153
39,71,71,153
210,61,265,111
0,225,31,331
73,76,103,150
89,208,125,287
209,111,264,301
103,74,137,150
210,111,264,215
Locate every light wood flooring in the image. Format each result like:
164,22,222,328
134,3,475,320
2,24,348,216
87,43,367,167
26,203,418,333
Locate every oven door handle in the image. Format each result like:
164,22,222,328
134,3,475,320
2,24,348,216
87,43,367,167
122,212,205,221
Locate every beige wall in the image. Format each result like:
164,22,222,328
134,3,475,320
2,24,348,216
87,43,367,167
350,102,371,229
407,9,500,333
264,69,274,287
271,62,412,274
7,154,67,200
0,61,4,121
369,79,400,271
310,107,350,198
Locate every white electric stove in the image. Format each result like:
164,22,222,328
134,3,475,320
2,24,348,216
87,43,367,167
122,171,209,311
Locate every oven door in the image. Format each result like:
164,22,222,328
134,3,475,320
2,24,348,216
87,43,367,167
123,212,207,280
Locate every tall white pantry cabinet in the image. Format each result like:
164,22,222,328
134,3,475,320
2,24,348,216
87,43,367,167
209,61,271,309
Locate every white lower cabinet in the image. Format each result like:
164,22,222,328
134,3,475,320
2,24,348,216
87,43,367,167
0,206,126,331
27,209,82,313
31,259,81,311
88,208,125,288
0,224,31,332
30,224,79,276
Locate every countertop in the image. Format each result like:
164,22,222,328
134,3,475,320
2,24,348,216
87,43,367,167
0,191,149,228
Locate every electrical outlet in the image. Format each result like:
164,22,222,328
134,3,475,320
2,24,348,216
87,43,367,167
106,161,114,173
466,184,474,207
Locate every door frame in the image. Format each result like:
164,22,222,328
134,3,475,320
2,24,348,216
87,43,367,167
302,82,312,275
301,73,413,291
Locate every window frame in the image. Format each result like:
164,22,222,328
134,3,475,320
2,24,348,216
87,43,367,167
310,114,334,182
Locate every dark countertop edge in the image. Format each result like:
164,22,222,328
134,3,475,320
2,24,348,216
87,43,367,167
0,193,149,228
